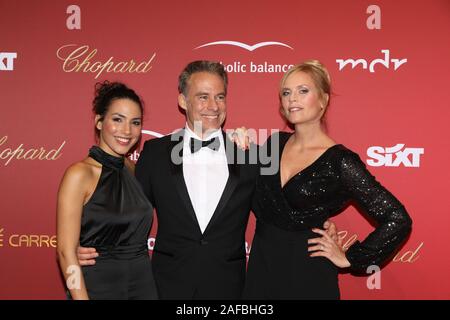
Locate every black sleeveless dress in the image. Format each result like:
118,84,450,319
80,146,158,299
244,132,412,299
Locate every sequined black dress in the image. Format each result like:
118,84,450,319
80,146,158,299
244,132,412,299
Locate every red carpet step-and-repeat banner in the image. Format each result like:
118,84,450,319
1,0,449,299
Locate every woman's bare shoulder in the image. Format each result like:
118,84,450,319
61,158,100,186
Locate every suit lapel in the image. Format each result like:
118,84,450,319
167,130,201,231
203,131,240,234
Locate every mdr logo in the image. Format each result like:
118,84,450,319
366,144,424,168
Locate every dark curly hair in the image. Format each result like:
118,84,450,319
93,81,144,137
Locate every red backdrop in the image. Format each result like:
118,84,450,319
1,0,449,299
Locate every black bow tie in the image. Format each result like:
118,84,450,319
190,136,220,153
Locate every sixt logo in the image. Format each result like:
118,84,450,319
0,52,17,71
366,144,424,167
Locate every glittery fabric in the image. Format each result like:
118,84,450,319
253,132,412,272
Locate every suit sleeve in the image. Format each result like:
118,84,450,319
135,140,155,206
340,151,412,273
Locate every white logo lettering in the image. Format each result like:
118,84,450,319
367,144,424,167
147,237,155,251
336,49,407,72
141,129,164,138
195,40,293,51
66,4,81,30
221,61,293,74
66,5,81,30
367,5,381,29
66,265,81,290
366,265,381,289
0,52,17,71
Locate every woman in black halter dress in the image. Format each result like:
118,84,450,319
243,61,412,299
57,82,157,299
79,146,157,299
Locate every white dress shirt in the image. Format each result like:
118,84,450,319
183,124,229,233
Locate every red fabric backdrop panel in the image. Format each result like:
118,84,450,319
0,0,449,299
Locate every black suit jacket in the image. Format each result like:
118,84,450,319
135,129,259,299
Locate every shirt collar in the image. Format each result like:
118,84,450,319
183,123,225,154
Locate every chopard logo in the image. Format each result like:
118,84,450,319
56,44,156,79
339,230,423,264
0,135,66,166
195,40,293,51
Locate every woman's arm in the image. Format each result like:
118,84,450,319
56,163,90,300
340,150,413,273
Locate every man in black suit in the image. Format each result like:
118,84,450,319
77,60,337,299
135,61,259,299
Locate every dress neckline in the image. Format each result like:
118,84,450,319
88,146,124,170
279,133,341,190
